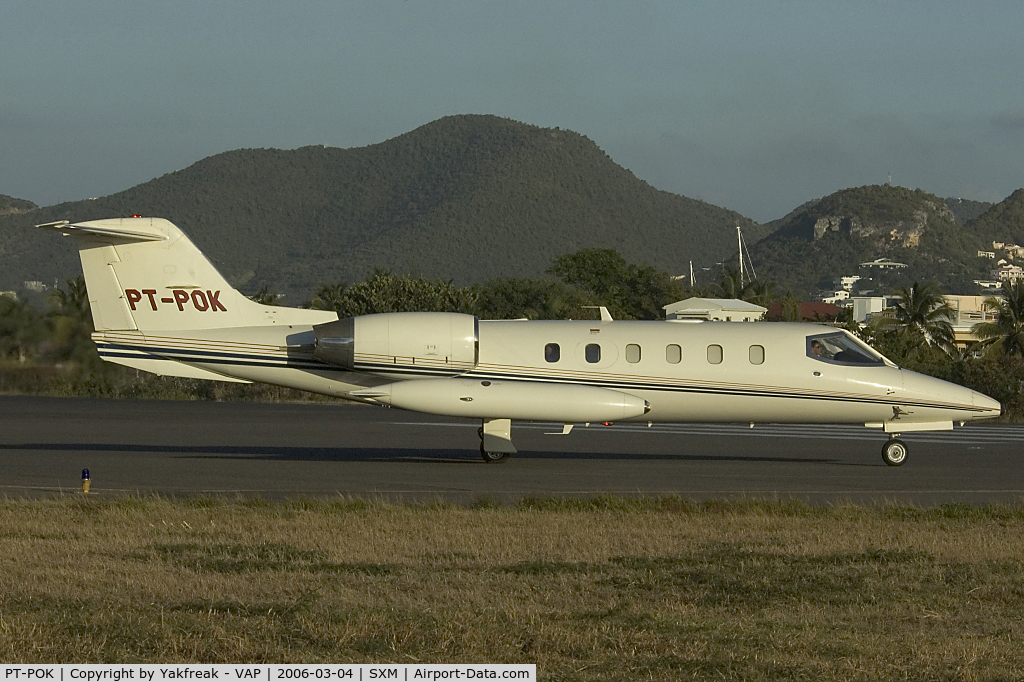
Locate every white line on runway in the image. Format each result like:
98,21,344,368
388,421,1024,443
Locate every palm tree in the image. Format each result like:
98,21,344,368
742,279,775,308
49,276,91,329
972,280,1024,356
875,281,955,353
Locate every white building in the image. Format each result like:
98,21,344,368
978,250,996,259
944,295,1000,349
821,290,850,304
851,296,890,323
663,298,766,322
992,264,1024,283
859,258,908,270
834,275,862,291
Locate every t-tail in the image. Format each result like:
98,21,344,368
37,218,333,331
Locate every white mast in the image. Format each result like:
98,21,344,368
689,260,695,288
737,226,744,290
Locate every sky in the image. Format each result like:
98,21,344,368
2,1,1022,222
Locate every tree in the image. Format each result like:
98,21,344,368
473,277,593,320
741,279,776,308
972,280,1024,356
549,248,685,320
47,276,98,365
48,276,91,329
711,266,744,299
309,271,476,317
309,282,348,312
873,281,955,355
779,295,802,322
249,286,283,305
0,296,46,363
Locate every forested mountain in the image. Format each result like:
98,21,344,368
747,185,1017,296
963,189,1024,246
0,194,36,216
0,115,761,302
945,197,994,225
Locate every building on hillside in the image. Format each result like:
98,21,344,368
0,291,17,301
664,298,766,322
974,280,1002,290
992,264,1024,283
766,302,841,322
978,250,996,259
851,296,891,323
834,275,862,291
820,290,850,305
1006,245,1024,259
23,280,46,292
859,258,907,270
993,241,1005,250
944,295,1000,349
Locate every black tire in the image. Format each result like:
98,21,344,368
480,445,510,464
881,438,908,466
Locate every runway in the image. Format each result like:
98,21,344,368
2,395,1023,504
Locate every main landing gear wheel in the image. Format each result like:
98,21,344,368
881,438,908,467
480,445,510,464
478,426,510,464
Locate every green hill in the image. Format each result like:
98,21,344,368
0,194,36,216
747,185,997,296
945,197,994,225
963,189,1024,246
0,115,761,302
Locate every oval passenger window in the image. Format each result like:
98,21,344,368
707,344,723,364
666,344,681,364
749,345,764,365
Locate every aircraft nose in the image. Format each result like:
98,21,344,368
972,390,1002,417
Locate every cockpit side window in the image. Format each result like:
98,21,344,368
806,332,884,366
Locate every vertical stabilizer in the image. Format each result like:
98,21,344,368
38,218,336,331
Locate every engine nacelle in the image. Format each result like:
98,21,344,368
313,312,478,375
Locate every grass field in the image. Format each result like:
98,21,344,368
1,496,1023,680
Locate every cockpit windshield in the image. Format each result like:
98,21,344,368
806,331,884,366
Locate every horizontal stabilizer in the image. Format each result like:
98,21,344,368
36,220,167,242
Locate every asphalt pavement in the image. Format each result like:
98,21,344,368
2,395,1022,504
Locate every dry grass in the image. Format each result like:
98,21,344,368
1,495,1023,680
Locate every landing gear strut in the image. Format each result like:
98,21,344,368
881,437,908,466
479,418,515,464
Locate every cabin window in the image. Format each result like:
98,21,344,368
749,345,765,365
585,343,601,363
806,332,884,366
707,344,723,364
666,344,681,364
545,343,560,363
625,344,641,363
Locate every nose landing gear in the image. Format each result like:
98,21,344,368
881,436,908,466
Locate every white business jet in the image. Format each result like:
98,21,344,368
39,217,1000,466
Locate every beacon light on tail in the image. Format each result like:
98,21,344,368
38,217,1001,466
